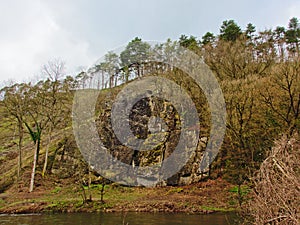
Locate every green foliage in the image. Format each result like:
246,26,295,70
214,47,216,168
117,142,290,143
179,35,200,53
120,37,151,67
201,32,215,45
219,19,242,41
229,185,250,196
82,184,108,190
245,23,256,38
24,121,41,144
286,17,300,44
51,186,62,194
166,187,183,194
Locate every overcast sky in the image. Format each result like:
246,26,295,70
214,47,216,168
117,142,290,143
0,0,300,83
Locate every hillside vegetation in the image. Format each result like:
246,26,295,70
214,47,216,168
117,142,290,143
0,18,299,220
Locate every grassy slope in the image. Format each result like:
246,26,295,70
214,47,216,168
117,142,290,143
0,125,241,214
0,85,241,214
0,176,238,214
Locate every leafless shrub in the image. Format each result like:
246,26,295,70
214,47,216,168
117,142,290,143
244,133,300,224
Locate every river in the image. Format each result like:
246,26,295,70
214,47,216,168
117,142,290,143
0,212,238,225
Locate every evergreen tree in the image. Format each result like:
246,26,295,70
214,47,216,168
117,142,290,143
201,32,215,45
285,17,300,54
245,23,256,39
179,35,200,53
220,20,242,41
120,37,151,78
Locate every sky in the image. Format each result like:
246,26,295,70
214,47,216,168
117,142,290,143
0,0,300,84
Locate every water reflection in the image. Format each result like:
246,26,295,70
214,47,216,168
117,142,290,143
0,212,238,225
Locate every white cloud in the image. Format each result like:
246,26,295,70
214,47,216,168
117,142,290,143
288,1,300,20
1,0,300,85
0,0,95,83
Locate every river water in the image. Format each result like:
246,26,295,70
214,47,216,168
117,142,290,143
0,212,238,225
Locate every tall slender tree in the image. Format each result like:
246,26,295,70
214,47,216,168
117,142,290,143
41,60,66,177
274,26,286,61
285,17,300,55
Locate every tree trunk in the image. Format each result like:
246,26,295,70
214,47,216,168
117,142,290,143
109,72,113,89
29,140,39,192
17,121,23,180
42,127,52,177
237,184,243,207
100,182,105,203
114,73,118,87
101,71,104,89
36,136,41,164
88,167,92,201
81,184,87,203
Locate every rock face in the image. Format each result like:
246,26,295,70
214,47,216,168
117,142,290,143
95,94,208,186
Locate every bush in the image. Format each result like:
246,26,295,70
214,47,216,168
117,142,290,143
243,134,300,224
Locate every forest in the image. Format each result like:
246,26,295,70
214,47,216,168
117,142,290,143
0,18,299,224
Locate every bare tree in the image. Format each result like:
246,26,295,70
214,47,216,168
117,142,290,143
262,58,300,135
0,83,29,179
41,60,66,177
42,58,65,81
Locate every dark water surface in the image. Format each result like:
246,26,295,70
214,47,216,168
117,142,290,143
0,212,238,225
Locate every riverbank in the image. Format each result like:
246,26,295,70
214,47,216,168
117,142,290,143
0,178,238,214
